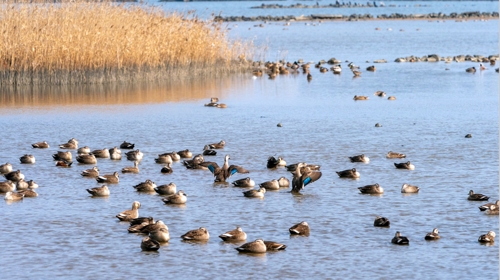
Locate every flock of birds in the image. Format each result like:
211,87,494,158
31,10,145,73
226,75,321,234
1,121,497,252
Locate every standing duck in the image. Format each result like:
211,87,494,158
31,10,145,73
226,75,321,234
219,226,247,241
32,141,49,149
425,228,440,240
207,155,249,183
291,163,322,193
116,201,141,221
394,161,415,170
336,168,360,179
289,221,310,235
468,190,489,201
19,154,36,164
392,231,409,245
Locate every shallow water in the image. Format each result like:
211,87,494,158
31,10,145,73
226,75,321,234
0,6,498,280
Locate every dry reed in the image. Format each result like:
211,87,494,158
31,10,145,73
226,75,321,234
0,0,253,85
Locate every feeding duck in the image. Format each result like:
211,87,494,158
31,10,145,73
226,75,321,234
59,138,78,149
181,227,210,241
219,226,247,241
154,182,177,195
386,151,406,158
267,156,286,168
207,154,249,183
336,168,360,179
425,228,440,240
0,163,13,174
392,231,409,245
401,183,420,193
289,221,310,235
122,161,139,174
125,150,143,161
349,154,370,163
86,185,110,197
243,187,266,198
81,166,99,177
141,237,160,251
468,190,489,201
120,141,135,149
358,183,384,194
19,154,35,164
116,201,141,221
374,216,390,227
394,161,415,170
53,151,72,162
91,148,110,159
4,170,25,182
235,239,267,254
31,141,49,149
133,179,157,192
232,177,255,188
478,231,496,243
96,172,119,184
291,163,322,193
4,191,24,201
76,153,97,164
162,190,187,204
264,241,287,251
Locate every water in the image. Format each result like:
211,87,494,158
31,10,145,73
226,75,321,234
0,2,498,279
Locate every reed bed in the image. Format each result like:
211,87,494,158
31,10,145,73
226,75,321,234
0,0,253,85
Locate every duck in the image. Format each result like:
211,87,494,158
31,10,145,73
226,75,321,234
207,154,249,183
120,141,135,149
129,217,154,227
291,163,322,193
479,200,500,211
141,237,160,251
16,179,29,190
81,166,99,177
4,191,24,201
211,97,219,103
392,231,409,245
52,151,72,162
56,160,73,168
140,220,168,234
374,216,390,227
387,96,396,100
125,150,143,161
485,205,499,215
307,72,312,81
122,161,139,174
19,154,35,164
109,147,122,160
259,179,279,190
77,146,91,155
181,227,210,241
278,176,290,188
264,241,287,251
375,123,382,127
348,62,359,70
366,65,376,72
4,170,25,182
162,190,188,204
394,161,415,170
401,183,420,193
235,239,267,253
465,66,476,73
205,102,218,107
478,231,496,243
352,69,362,77
76,153,97,164
267,156,286,168
116,201,141,221
331,64,342,74
86,185,110,197
154,182,177,195
216,103,227,108
177,149,193,159
386,151,406,158
133,179,157,192
202,145,217,156
0,180,15,193
18,189,38,197
160,163,173,174
336,168,360,179
243,187,266,198
358,183,384,194
286,162,321,172
349,154,370,163
289,221,310,235
96,172,119,184
150,227,170,243
232,177,255,188
128,221,152,233
27,180,38,189
353,95,368,101
31,141,49,148
468,190,489,201
374,91,386,97
425,228,440,240
219,226,247,241
59,138,78,149
207,140,225,149
319,67,328,73
182,154,205,169
479,63,486,70
91,148,110,159
0,163,13,174
155,154,173,164
465,134,472,138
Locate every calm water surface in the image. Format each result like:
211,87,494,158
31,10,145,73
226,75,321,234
0,8,498,280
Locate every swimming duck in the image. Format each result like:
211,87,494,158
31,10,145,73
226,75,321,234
375,123,382,127
183,154,205,169
465,66,476,73
76,153,97,164
386,151,406,158
0,163,13,174
16,179,29,190
154,182,177,195
122,161,139,174
155,154,173,164
387,96,396,100
207,154,249,183
401,183,420,193
86,185,110,197
425,228,440,240
81,166,99,177
349,154,370,163
128,221,151,233
374,216,390,227
353,95,368,101
4,170,25,182
27,180,38,189
216,103,227,108
358,183,384,194
129,216,154,227
278,177,290,188
232,177,256,188
207,140,225,149
264,241,287,251
392,231,409,245
181,227,210,241
91,148,110,159
125,150,143,161
243,187,266,198
140,220,168,234
235,239,267,253
267,156,287,168
331,65,342,74
141,237,160,251
19,154,35,164
291,163,322,193
307,72,312,81
56,160,73,167
160,163,173,174
52,151,72,162
162,190,188,204
31,141,49,149
479,200,500,211
18,189,38,197
133,179,157,192
319,67,328,73
468,190,489,201
478,231,495,243
120,141,135,149
394,161,415,170
366,65,376,72
259,179,279,190
286,163,321,172
59,138,78,149
150,227,170,243
465,134,472,138
219,226,247,241
0,180,15,193
77,146,91,155
96,172,119,184
374,91,386,97
109,147,122,160
203,145,217,156
4,191,24,201
289,221,310,235
485,205,499,215
211,97,219,103
336,168,360,179
116,201,141,221
178,149,193,159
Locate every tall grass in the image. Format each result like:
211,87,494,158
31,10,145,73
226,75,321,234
0,0,253,85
